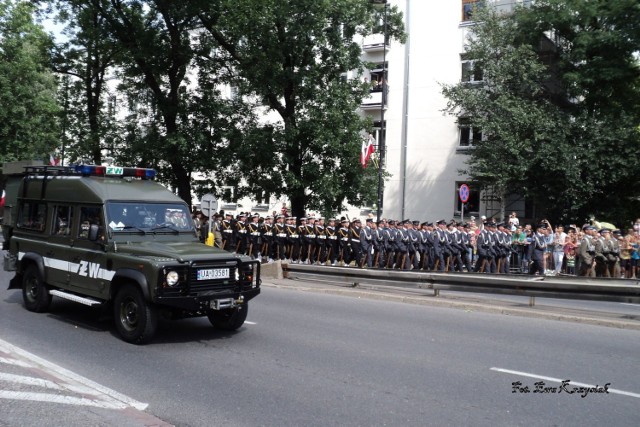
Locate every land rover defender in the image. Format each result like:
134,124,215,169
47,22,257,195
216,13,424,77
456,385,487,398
2,162,260,344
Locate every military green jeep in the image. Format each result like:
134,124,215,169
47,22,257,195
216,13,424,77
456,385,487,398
2,162,260,344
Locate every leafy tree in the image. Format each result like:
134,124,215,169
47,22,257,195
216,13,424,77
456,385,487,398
442,2,640,224
194,0,406,217
47,0,121,165
0,0,60,165
85,0,204,206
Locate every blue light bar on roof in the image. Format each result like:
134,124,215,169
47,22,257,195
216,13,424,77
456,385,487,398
74,165,156,179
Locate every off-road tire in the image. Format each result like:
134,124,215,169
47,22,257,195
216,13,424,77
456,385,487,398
113,284,158,344
22,265,52,313
207,303,249,331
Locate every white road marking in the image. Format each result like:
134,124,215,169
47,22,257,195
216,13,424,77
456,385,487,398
0,338,148,410
0,391,126,409
0,373,63,390
491,367,640,399
620,303,639,306
0,357,33,368
245,321,257,325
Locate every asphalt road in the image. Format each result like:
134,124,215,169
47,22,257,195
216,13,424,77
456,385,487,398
1,268,640,426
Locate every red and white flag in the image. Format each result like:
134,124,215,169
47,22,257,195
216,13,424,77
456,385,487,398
0,190,5,209
360,134,376,168
49,154,60,166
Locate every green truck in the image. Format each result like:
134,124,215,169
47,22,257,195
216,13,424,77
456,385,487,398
2,162,260,344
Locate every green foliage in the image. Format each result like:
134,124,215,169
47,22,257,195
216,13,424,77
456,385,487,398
442,2,640,224
0,0,60,164
195,0,404,217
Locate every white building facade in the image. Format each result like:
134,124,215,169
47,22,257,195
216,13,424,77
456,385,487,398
362,0,527,223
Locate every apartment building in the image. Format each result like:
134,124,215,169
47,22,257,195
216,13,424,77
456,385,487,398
360,0,527,222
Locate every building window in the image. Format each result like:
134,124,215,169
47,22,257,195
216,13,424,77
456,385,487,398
369,62,388,92
458,119,482,147
373,120,386,146
461,59,483,83
462,0,484,21
455,182,480,216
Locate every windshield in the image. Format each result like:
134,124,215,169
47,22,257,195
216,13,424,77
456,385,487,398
106,202,194,233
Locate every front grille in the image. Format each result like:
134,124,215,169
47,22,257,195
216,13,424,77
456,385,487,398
188,261,239,294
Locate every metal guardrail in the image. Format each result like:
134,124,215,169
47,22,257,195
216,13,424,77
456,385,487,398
282,264,640,306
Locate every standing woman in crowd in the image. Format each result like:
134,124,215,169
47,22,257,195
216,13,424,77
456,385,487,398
563,229,578,276
552,225,567,275
619,231,633,278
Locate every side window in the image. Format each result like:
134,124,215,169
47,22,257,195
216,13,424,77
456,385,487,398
52,205,73,236
78,206,104,240
17,202,47,232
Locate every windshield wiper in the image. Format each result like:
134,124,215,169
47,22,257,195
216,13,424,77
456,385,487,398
151,223,181,234
120,225,147,234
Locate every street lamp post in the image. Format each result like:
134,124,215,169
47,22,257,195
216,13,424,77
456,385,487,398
376,1,388,223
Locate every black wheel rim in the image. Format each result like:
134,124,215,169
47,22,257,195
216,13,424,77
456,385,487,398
120,297,138,332
26,275,38,303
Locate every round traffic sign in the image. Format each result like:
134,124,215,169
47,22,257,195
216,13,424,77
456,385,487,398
200,193,218,217
459,184,470,203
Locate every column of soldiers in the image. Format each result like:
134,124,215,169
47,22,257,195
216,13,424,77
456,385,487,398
216,213,516,273
212,211,626,277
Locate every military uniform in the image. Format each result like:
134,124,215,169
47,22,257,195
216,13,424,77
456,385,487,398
246,214,261,259
325,219,339,265
360,218,375,268
313,218,326,264
338,219,351,265
260,216,274,261
272,215,287,261
578,225,597,277
285,217,300,262
234,214,248,255
221,214,235,251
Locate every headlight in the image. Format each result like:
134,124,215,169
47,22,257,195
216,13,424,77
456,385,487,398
166,270,180,287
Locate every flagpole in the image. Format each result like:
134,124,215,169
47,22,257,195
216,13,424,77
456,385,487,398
376,1,388,223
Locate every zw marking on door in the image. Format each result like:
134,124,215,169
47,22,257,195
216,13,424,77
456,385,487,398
77,261,102,278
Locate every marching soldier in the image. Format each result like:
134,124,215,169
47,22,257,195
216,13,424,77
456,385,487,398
313,217,326,264
326,218,339,266
338,219,351,265
434,220,449,271
286,216,300,262
350,219,364,267
234,213,248,255
528,223,548,275
474,221,494,273
221,212,235,251
374,220,387,268
260,215,274,262
246,214,261,259
360,218,375,268
406,221,420,270
384,220,397,268
272,214,287,261
447,220,464,272
306,216,317,264
297,217,310,264
394,220,409,270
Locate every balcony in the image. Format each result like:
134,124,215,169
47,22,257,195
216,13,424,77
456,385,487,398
360,91,387,110
362,34,389,53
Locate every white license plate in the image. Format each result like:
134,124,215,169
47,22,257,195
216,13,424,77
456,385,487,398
197,268,230,280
